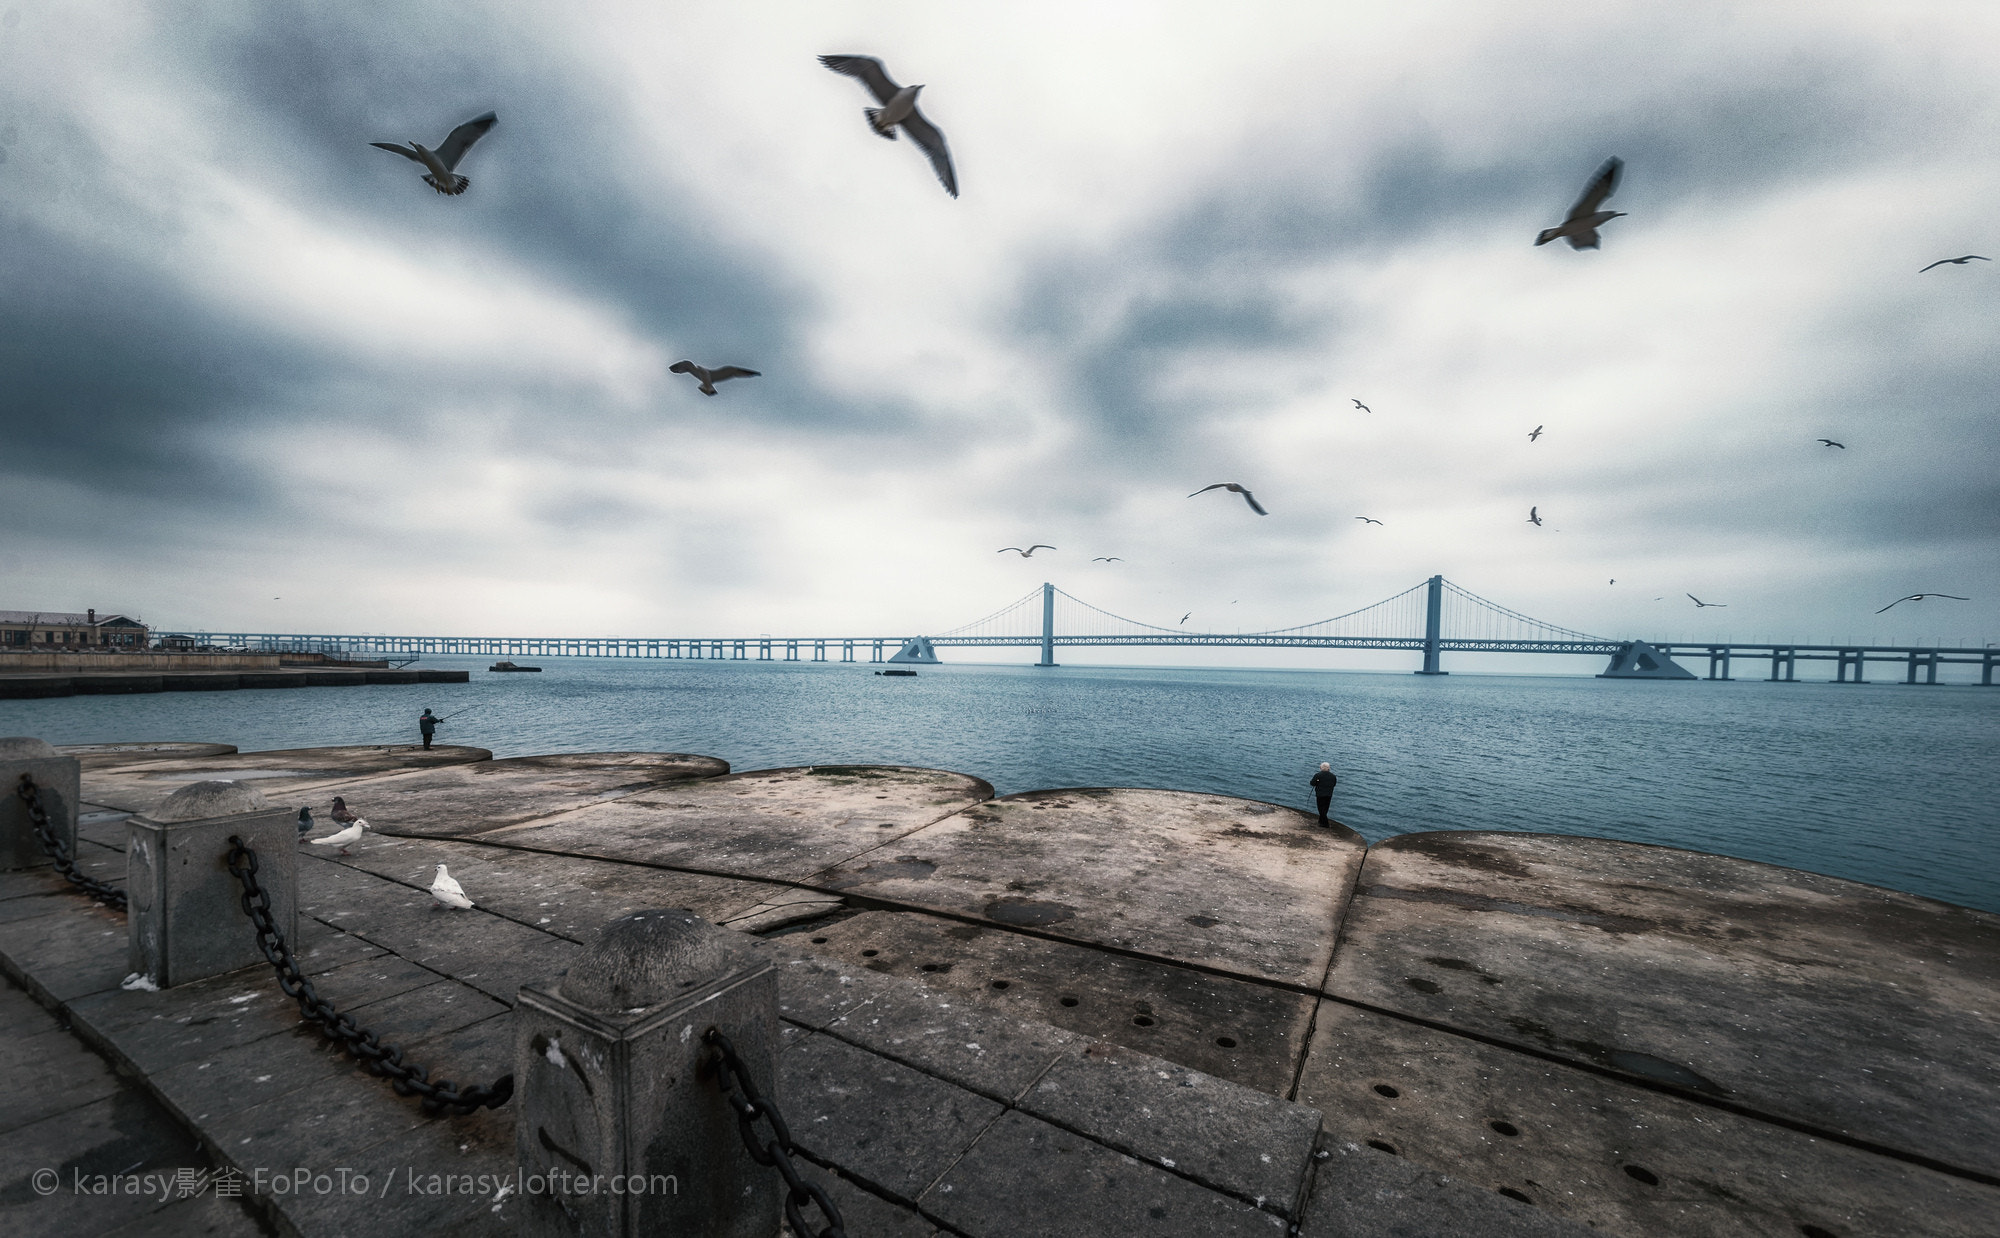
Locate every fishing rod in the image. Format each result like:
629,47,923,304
436,703,485,723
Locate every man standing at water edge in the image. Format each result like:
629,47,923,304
419,708,441,750
1309,762,1338,827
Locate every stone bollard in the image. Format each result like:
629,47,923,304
1,737,79,871
127,781,298,989
515,909,779,1238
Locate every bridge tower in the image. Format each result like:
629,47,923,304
1415,574,1447,675
1037,582,1058,667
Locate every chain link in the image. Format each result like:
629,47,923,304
224,836,512,1116
14,775,127,911
706,1027,848,1238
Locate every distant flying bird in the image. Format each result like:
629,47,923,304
1527,507,1543,526
1536,157,1625,250
1609,579,1616,585
669,361,760,396
296,806,313,835
1919,255,1988,272
1818,439,1845,449
330,796,358,825
430,863,474,910
1091,556,1123,562
1687,594,1727,608
999,545,1055,557
370,111,497,195
1355,516,1383,525
1352,399,1371,413
819,55,958,198
1190,483,1268,515
309,820,367,854
1529,425,1543,441
1180,612,1191,624
1876,593,1969,614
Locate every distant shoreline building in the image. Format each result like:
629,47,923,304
0,609,150,650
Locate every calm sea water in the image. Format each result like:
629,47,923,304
5,656,1996,914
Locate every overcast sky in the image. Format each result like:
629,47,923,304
3,1,1996,659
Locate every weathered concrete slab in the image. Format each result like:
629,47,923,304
1298,1137,1595,1238
1022,1038,1322,1213
1324,832,2000,1180
920,1108,1282,1236
0,1023,125,1133
80,745,493,814
0,899,131,1004
780,1031,1006,1202
492,764,993,882
99,1188,271,1238
57,742,239,771
300,856,581,1004
321,834,786,944
0,1091,217,1237
812,788,1363,988
813,1166,940,1238
775,907,1318,1093
301,750,730,839
1294,999,2000,1237
819,974,1080,1102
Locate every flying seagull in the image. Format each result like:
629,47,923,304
1527,507,1543,526
1180,612,1192,624
1529,425,1544,441
1687,594,1727,608
1091,556,1123,562
430,863,474,910
1352,399,1371,413
370,111,497,196
1919,255,1988,272
1876,593,1969,614
1355,516,1383,525
1536,157,1625,250
999,545,1055,557
669,361,760,396
309,819,368,855
1818,439,1845,449
296,806,313,835
1609,579,1616,585
1190,483,1268,515
819,55,957,198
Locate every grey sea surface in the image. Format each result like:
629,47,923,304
5,655,1996,914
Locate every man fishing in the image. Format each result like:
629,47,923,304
1309,762,1338,828
418,708,441,749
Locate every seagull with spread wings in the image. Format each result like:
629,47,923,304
1190,483,1268,515
1919,255,1988,272
1352,399,1371,413
1876,593,1969,613
669,361,760,396
1688,594,1727,608
819,55,957,197
1091,556,1123,562
999,545,1055,557
1527,507,1543,526
1355,516,1383,525
1536,157,1625,250
371,112,497,195
1818,439,1845,449
1529,425,1544,441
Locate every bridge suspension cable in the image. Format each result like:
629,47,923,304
1438,579,1614,644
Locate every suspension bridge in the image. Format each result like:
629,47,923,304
156,576,1998,685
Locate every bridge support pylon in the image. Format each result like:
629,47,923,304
1036,582,1058,667
1414,574,1447,675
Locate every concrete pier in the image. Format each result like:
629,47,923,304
0,742,1990,1237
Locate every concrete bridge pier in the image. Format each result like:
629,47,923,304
1837,649,1867,684
1036,582,1059,667
1767,647,1797,682
1414,574,1447,675
1906,650,1939,685
1706,647,1733,680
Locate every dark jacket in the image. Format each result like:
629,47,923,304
419,713,439,734
1310,770,1337,797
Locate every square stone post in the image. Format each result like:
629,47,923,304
515,909,780,1238
127,781,297,988
1,738,79,871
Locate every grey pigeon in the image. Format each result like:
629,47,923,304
1536,157,1624,250
819,55,958,197
296,806,313,835
371,112,497,195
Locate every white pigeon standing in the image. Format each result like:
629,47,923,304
309,819,367,855
818,55,958,198
429,863,474,910
371,111,498,195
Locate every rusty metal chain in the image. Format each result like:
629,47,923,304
14,775,127,911
224,836,512,1116
706,1027,848,1238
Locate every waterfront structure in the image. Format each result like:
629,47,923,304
151,576,1998,683
0,608,148,650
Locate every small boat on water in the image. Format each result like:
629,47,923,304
489,661,542,672
876,669,917,677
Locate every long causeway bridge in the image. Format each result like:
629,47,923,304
158,576,1997,684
